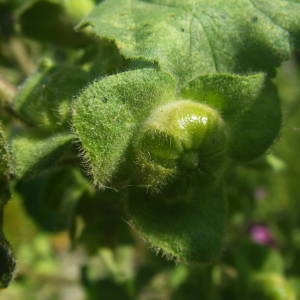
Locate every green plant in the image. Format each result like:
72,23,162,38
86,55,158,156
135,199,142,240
1,0,300,293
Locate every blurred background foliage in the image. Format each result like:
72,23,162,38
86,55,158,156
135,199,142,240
1,0,300,299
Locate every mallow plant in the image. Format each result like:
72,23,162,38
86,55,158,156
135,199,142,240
0,0,300,292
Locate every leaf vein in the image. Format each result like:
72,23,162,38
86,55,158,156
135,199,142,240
191,12,219,72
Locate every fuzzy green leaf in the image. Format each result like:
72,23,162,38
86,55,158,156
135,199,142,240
72,68,176,187
0,123,12,203
128,182,226,263
11,131,74,179
0,124,11,182
79,0,300,84
229,81,281,160
0,234,15,289
0,125,16,288
14,63,89,130
181,73,281,160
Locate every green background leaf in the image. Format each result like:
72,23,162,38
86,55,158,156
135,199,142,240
14,63,89,130
17,0,94,47
0,126,16,289
16,167,86,232
0,124,11,181
80,0,300,84
11,131,74,179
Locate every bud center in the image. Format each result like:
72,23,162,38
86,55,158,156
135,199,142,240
181,151,199,169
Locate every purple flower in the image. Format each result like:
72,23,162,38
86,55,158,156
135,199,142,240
248,224,277,247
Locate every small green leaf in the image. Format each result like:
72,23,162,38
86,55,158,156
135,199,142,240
60,0,95,22
181,73,281,160
16,167,86,232
230,81,281,161
11,131,74,179
233,242,284,276
0,235,15,289
181,73,265,120
0,124,16,288
128,182,226,263
14,63,89,130
0,122,12,210
75,189,130,253
17,0,93,47
0,124,11,182
72,68,176,187
80,0,300,84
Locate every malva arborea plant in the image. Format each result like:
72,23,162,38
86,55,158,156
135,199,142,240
1,0,300,295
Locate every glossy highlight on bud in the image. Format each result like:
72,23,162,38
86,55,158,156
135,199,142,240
133,100,228,191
